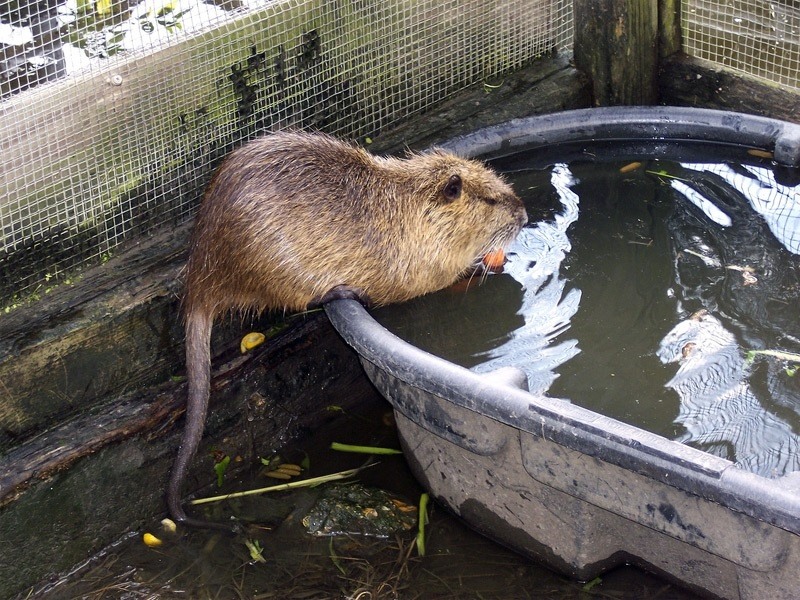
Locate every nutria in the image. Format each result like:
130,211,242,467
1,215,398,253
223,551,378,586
167,130,527,527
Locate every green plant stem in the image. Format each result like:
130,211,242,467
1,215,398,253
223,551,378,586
190,466,364,506
330,442,403,455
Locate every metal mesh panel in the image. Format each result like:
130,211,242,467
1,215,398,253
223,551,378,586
0,0,574,305
682,0,800,89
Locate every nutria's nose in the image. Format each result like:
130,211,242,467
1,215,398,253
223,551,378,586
507,192,527,227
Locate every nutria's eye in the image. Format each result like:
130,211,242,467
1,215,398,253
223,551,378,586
483,196,498,206
442,174,462,201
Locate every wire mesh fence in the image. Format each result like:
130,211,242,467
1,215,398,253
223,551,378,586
6,0,797,307
682,0,800,90
0,0,574,305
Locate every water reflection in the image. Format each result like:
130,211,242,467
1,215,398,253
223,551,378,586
679,161,800,254
670,177,733,227
474,164,581,396
660,161,800,476
658,310,800,477
497,158,800,476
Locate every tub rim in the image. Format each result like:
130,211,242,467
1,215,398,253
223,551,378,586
437,105,800,166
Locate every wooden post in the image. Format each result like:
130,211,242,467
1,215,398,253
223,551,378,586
573,0,659,106
658,0,682,58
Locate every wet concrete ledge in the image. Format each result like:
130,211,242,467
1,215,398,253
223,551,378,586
0,55,591,599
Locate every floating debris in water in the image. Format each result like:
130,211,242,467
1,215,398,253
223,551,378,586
244,539,266,563
303,483,417,538
747,148,774,159
682,248,722,267
745,349,800,364
726,264,758,286
619,161,642,173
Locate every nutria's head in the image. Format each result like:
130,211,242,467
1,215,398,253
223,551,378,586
381,149,527,295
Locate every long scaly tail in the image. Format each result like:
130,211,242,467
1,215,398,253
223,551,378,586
166,310,232,530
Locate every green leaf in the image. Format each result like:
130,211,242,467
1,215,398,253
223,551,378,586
582,576,602,592
214,455,231,488
245,539,266,563
300,453,311,471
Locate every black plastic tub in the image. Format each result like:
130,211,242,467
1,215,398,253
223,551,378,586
325,107,800,600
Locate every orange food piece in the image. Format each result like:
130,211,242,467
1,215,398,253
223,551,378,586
619,161,642,174
747,148,774,159
482,248,506,269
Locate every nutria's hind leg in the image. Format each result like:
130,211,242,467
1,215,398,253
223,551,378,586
311,285,372,308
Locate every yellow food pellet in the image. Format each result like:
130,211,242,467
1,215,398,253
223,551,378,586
160,518,177,534
275,464,303,475
143,532,163,547
240,332,266,354
265,471,293,480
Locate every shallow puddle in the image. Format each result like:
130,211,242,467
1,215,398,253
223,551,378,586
32,395,699,599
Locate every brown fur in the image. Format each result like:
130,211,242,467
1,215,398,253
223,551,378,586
168,131,527,527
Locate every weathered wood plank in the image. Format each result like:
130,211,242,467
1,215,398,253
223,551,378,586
658,0,682,58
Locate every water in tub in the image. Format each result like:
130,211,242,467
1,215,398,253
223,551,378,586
374,151,800,478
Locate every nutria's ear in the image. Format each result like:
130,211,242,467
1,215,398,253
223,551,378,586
442,174,462,201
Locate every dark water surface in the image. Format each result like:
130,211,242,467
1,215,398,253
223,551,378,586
376,147,800,478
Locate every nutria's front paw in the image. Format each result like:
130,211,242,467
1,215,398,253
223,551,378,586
311,285,372,308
